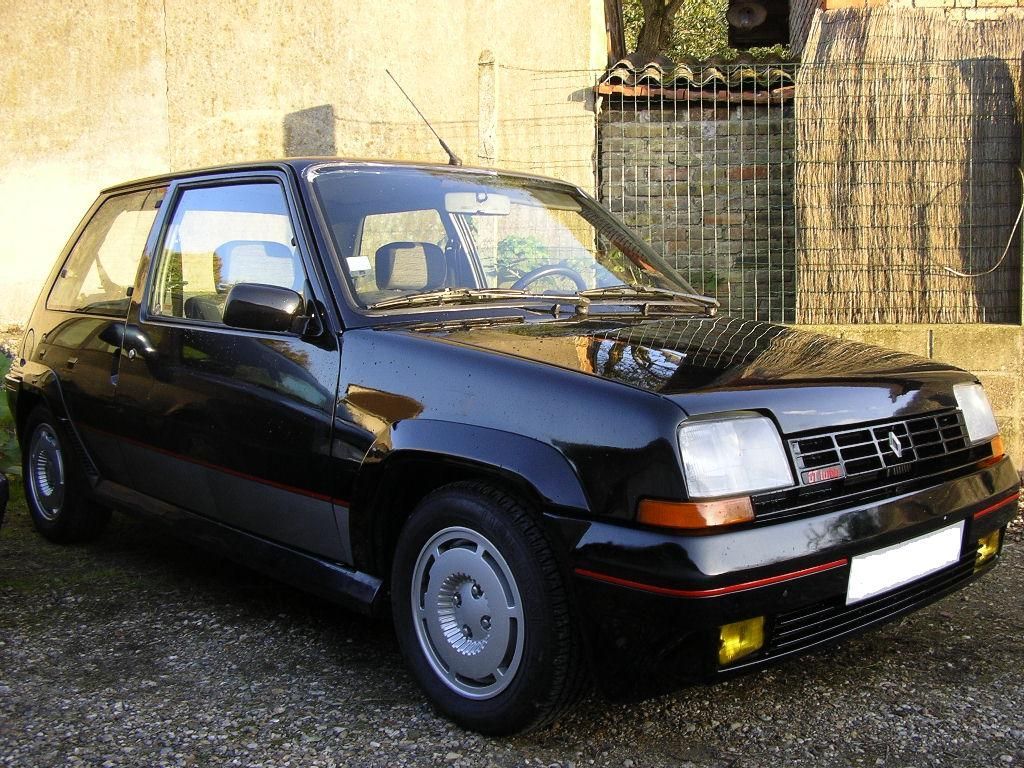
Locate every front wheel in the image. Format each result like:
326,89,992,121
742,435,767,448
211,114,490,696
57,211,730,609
391,482,586,734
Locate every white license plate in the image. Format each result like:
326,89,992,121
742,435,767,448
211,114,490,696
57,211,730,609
846,521,965,605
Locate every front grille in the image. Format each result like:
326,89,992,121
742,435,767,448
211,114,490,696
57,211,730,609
753,410,989,524
764,551,976,658
790,410,969,479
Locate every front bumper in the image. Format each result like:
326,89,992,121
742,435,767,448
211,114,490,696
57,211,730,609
554,457,1019,700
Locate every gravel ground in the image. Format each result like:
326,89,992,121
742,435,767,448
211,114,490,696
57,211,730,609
1,485,1022,768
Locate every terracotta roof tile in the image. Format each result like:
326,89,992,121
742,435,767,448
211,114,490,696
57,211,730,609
598,54,795,103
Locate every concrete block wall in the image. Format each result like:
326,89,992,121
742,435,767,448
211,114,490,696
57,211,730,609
598,102,797,323
801,324,1024,466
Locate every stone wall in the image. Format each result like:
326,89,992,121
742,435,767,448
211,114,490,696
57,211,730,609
598,100,796,322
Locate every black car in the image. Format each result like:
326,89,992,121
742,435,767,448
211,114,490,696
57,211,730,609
4,160,1018,734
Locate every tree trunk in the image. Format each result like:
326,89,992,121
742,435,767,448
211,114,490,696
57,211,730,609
634,0,685,60
605,0,626,64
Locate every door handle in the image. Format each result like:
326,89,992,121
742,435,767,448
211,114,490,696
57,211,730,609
65,357,78,370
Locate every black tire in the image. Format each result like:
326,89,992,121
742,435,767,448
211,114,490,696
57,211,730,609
391,481,587,735
21,405,109,543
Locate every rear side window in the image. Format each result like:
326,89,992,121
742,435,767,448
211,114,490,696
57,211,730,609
149,182,303,325
48,189,161,316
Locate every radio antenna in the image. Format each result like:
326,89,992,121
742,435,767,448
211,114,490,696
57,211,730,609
385,69,462,167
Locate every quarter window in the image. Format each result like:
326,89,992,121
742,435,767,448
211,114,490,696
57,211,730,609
47,189,161,316
150,182,304,325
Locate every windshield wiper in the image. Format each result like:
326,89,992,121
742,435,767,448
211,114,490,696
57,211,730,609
368,285,719,316
578,285,719,315
368,287,554,310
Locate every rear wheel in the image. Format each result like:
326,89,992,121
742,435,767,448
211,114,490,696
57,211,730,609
391,481,586,735
22,406,109,543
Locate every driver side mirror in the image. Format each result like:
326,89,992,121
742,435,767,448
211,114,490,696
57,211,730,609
223,283,309,334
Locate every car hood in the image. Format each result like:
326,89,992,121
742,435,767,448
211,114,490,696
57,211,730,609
422,315,972,434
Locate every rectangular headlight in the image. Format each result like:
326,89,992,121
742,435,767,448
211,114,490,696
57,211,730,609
954,383,999,443
678,415,794,498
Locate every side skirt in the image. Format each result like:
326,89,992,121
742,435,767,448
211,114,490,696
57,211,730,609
93,480,384,616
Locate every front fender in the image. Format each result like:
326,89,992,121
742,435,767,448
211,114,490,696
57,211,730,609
386,419,590,509
348,419,592,573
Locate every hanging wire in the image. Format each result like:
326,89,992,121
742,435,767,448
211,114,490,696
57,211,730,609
943,167,1024,279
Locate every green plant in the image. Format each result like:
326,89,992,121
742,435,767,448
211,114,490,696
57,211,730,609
497,236,596,291
622,0,790,61
692,269,727,296
496,235,551,285
0,355,19,474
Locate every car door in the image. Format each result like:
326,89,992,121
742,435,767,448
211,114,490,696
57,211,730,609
39,187,164,485
114,172,347,562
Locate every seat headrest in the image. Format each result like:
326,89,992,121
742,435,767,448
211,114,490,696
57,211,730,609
213,240,299,293
375,242,446,291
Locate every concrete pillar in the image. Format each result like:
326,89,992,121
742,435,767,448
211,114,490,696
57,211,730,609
478,50,498,165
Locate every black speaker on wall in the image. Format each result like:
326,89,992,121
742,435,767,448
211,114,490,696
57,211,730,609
727,0,790,47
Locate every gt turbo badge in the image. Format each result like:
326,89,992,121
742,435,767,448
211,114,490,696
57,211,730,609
803,465,844,484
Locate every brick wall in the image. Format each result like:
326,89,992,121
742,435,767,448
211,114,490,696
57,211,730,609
902,0,1024,21
823,0,1024,17
896,0,1024,8
598,101,797,322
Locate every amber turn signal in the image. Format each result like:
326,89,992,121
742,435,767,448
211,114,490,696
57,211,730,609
977,435,1006,469
637,497,754,530
990,435,1005,459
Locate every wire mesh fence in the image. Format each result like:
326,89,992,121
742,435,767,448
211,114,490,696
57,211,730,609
598,64,797,322
595,56,1024,324
488,63,603,195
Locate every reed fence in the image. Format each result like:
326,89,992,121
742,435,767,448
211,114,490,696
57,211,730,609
794,11,1024,324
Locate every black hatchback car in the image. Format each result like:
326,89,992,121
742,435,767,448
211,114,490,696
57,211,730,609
5,160,1018,734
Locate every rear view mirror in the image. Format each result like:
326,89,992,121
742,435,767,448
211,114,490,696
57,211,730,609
445,191,511,216
223,283,305,333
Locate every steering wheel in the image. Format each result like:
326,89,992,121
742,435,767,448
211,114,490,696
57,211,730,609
510,265,587,292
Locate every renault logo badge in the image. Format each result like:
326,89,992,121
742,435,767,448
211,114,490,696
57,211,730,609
887,431,904,459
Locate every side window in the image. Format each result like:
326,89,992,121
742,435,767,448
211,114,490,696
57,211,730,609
149,182,303,325
349,210,448,301
48,189,160,316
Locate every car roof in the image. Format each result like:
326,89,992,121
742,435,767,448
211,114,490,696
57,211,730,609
101,158,578,195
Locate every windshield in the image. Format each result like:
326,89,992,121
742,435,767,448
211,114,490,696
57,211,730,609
308,166,703,311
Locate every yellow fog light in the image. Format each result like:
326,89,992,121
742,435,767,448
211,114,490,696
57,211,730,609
976,529,1002,569
718,616,765,666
